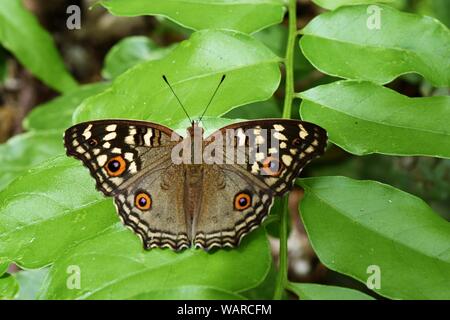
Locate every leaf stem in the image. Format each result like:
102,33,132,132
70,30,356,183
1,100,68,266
274,0,298,300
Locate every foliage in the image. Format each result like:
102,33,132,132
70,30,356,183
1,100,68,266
0,0,77,92
0,0,449,300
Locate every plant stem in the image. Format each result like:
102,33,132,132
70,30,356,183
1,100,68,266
273,195,289,300
274,0,297,300
282,0,297,119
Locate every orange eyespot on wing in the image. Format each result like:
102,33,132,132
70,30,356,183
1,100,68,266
234,192,252,211
261,156,283,177
105,155,127,176
135,192,152,211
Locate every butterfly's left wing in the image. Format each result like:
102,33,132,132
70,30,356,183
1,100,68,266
194,119,327,249
64,120,192,250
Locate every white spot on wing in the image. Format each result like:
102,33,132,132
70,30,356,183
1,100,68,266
97,154,107,166
82,125,92,140
106,124,117,132
124,152,134,161
305,146,315,153
104,132,117,141
299,125,308,139
274,132,287,141
273,124,285,131
282,154,293,166
75,146,85,154
129,162,137,173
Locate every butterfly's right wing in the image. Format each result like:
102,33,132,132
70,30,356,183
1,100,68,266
193,119,327,249
64,120,190,250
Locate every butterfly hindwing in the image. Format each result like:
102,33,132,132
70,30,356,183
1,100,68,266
193,163,275,249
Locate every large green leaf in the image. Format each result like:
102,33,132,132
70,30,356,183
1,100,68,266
288,282,375,300
74,30,281,126
312,0,394,10
0,157,117,268
23,83,110,131
300,5,450,87
40,226,271,299
299,176,450,300
100,0,286,34
299,81,450,158
0,131,65,191
0,273,19,299
102,36,174,79
129,286,245,300
0,0,77,92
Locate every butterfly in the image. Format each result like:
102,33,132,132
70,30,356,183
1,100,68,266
63,76,327,251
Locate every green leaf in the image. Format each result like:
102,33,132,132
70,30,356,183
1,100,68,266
288,282,375,300
299,81,450,158
40,226,271,299
15,268,49,300
0,157,118,268
0,261,8,276
0,46,7,83
74,30,281,126
241,261,278,299
130,285,245,300
312,0,394,10
300,4,450,87
0,273,19,300
299,176,450,300
102,36,174,79
100,0,286,34
0,131,65,191
414,0,450,28
0,0,77,92
224,98,282,120
23,82,110,131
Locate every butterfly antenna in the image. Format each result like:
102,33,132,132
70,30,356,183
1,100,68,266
199,75,226,122
162,75,192,124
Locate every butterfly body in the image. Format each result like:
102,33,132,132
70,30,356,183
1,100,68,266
64,119,327,251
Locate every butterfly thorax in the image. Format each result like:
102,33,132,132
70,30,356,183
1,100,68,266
184,122,206,240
